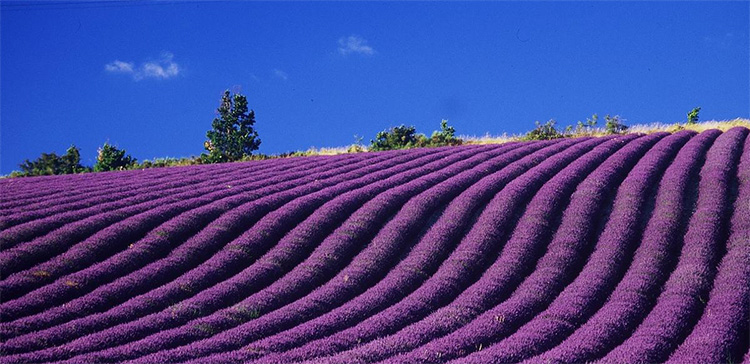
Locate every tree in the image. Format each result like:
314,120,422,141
203,90,261,163
94,143,136,172
17,145,89,176
687,107,701,125
604,114,628,134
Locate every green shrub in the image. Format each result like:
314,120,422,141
94,143,136,172
428,119,462,147
524,119,564,141
134,156,201,169
370,120,462,151
370,125,428,151
604,114,628,134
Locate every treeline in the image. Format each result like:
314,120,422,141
6,86,703,178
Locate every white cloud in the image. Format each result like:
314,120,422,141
338,35,375,56
105,60,135,74
273,68,288,80
105,52,181,81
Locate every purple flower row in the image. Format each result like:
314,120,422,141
109,143,531,364
447,131,693,364
0,152,369,301
0,156,288,232
599,127,748,363
48,145,498,363
664,132,750,363
0,150,390,334
0,155,322,279
377,133,656,364
251,136,614,364
522,129,723,363
0,146,477,362
1,130,746,364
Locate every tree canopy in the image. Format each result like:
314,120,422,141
202,90,261,163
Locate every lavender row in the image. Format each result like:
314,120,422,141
0,160,223,219
0,154,301,205
448,131,692,364
0,155,292,230
378,133,655,364
0,155,319,263
108,143,529,363
0,162,195,207
0,152,368,297
522,129,721,363
665,130,750,364
0,147,437,340
0,146,475,360
246,136,610,364
599,127,748,363
0,159,253,213
43,144,501,363
186,139,569,364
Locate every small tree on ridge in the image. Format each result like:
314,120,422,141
203,90,261,163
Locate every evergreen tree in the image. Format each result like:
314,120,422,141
203,90,261,163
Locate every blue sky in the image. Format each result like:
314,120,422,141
2,1,748,174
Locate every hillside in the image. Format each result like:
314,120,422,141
0,127,748,364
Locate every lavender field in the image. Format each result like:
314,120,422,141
1,128,748,364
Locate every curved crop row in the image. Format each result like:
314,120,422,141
1,146,451,338
450,131,693,364
5,144,499,363
0,128,746,364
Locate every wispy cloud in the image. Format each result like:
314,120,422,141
105,52,181,81
105,60,135,74
338,35,375,56
273,68,288,80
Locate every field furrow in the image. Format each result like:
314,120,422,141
0,129,745,364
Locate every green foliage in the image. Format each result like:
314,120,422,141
687,107,701,125
17,145,89,177
604,114,628,134
524,120,564,141
94,143,136,172
135,156,201,169
575,114,599,135
429,119,462,147
202,90,261,163
370,120,461,151
370,125,428,151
